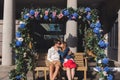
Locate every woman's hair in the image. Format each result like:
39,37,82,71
61,41,67,47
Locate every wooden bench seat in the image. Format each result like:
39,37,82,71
35,53,87,80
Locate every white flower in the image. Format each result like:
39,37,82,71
98,60,102,64
104,34,108,40
96,20,100,23
24,52,27,57
103,71,108,76
99,78,104,80
19,21,25,24
17,37,24,42
78,16,82,19
26,13,30,16
99,29,103,32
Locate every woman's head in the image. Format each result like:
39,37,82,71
60,41,67,48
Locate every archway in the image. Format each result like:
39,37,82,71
9,7,113,80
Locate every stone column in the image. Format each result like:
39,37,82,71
118,9,120,62
104,34,108,56
2,0,15,65
65,0,77,53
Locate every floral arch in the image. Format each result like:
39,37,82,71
9,7,113,80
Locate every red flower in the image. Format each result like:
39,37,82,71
35,11,39,17
58,13,63,19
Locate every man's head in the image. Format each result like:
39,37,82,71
53,39,61,47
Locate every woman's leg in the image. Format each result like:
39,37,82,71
71,68,75,79
66,68,72,80
49,64,54,80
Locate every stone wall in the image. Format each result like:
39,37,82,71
0,20,3,57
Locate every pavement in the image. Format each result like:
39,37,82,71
0,58,120,80
0,65,120,80
0,66,14,80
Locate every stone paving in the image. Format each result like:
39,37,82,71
0,66,14,80
0,65,120,80
0,60,120,80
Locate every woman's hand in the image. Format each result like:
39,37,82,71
68,50,73,55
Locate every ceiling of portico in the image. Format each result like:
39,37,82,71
0,0,120,33
15,0,105,8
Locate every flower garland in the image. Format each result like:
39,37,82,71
9,7,113,80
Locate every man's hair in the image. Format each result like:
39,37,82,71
53,39,61,45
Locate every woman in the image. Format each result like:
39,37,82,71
58,41,76,80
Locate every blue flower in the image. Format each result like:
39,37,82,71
16,41,22,47
23,14,29,19
29,10,35,15
19,24,26,28
16,75,22,79
93,27,100,34
107,74,113,80
86,13,91,20
63,10,69,16
98,40,105,47
104,66,110,72
98,40,108,48
95,21,101,28
51,15,56,21
16,32,21,38
102,58,109,65
68,15,72,20
93,66,101,72
44,15,49,20
85,7,91,12
72,12,78,18
90,23,95,28
52,15,55,19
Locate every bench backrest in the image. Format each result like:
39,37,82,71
74,53,85,67
36,53,85,67
36,53,47,67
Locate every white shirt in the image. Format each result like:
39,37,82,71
47,47,60,62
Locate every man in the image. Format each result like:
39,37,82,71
47,39,61,80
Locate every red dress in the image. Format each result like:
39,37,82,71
63,58,76,69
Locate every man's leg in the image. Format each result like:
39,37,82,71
49,63,54,80
52,61,60,80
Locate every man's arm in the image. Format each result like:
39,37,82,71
47,49,53,62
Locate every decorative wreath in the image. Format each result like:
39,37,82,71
9,7,113,80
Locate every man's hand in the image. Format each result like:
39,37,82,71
52,61,58,64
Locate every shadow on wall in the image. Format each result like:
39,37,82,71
66,34,78,48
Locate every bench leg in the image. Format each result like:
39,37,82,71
44,70,47,80
36,71,39,78
84,71,87,80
